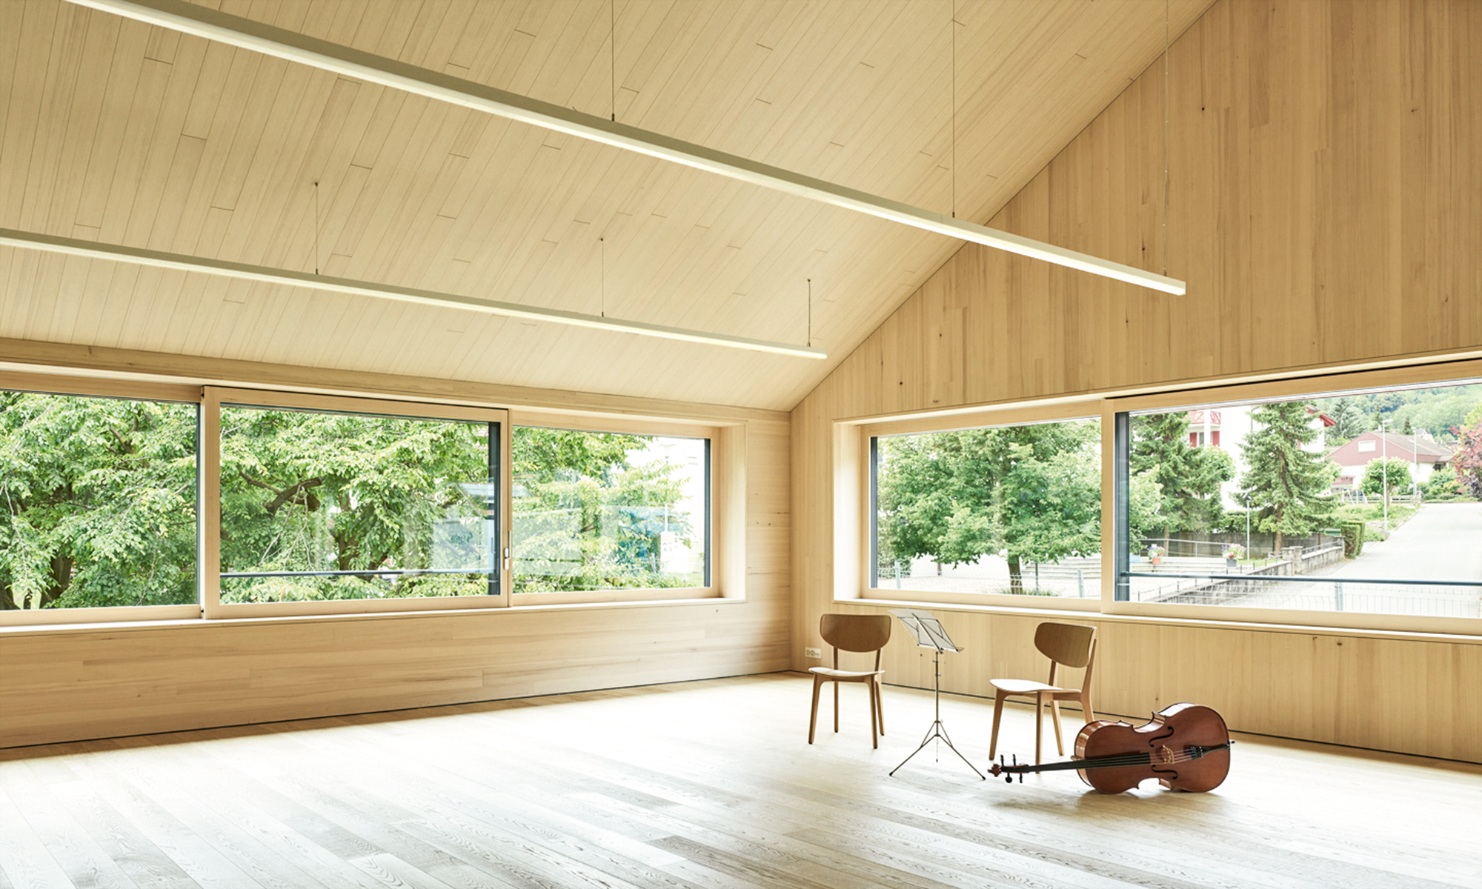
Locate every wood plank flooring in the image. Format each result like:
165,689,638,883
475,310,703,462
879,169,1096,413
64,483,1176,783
1,673,1479,888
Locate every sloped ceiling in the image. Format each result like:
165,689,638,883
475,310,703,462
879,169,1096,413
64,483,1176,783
0,0,1212,411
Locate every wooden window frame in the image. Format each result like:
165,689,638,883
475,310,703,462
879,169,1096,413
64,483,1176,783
838,359,1482,637
202,387,511,619
0,373,203,626
850,399,1105,611
506,410,734,606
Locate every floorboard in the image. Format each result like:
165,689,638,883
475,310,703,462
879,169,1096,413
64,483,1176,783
1,674,1478,889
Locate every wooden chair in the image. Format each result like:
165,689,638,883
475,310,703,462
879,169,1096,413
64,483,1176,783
808,613,892,748
987,622,1097,764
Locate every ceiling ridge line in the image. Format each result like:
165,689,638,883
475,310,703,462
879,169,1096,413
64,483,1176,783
66,0,1186,296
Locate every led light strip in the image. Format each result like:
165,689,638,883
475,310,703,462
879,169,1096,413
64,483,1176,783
0,229,827,359
65,0,1187,296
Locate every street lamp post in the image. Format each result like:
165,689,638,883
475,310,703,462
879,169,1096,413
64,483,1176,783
1380,420,1389,534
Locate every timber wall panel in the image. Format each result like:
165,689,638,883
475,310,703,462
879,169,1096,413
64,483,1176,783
792,0,1482,762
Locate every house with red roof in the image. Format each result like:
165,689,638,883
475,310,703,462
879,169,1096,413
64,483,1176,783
1327,431,1454,491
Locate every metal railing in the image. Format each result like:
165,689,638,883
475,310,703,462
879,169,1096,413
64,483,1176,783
1122,571,1482,617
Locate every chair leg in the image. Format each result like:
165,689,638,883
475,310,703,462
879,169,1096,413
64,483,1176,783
808,675,824,744
833,681,840,734
988,689,1008,760
874,677,886,737
1082,692,1096,724
867,679,879,749
1034,693,1045,765
1050,698,1066,756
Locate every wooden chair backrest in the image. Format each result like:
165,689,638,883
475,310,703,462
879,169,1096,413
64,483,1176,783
819,613,892,654
1035,622,1096,686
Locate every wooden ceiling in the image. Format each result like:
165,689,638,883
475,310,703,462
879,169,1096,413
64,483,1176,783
0,0,1212,411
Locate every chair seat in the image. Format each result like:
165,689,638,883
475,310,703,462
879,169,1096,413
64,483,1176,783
809,666,884,681
989,678,1077,696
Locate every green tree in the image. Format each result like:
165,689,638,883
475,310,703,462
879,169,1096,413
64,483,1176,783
1326,398,1365,443
1238,401,1339,552
1130,412,1234,545
1360,458,1413,503
218,408,491,602
511,428,698,592
0,393,197,610
876,422,1101,594
1421,464,1462,500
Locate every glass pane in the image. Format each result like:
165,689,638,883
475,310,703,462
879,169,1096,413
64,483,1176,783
1123,381,1482,618
0,391,198,610
219,406,494,603
512,427,708,593
873,418,1102,598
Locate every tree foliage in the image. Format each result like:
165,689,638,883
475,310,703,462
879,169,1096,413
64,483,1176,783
1453,422,1482,500
218,407,492,602
1325,398,1365,444
1,392,699,610
1359,458,1413,500
875,421,1101,594
1238,401,1338,552
1129,412,1234,541
0,393,197,610
512,427,699,592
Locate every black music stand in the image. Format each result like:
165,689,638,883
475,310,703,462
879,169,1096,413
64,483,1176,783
889,610,984,779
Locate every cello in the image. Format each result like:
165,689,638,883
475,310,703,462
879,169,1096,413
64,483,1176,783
990,702,1234,793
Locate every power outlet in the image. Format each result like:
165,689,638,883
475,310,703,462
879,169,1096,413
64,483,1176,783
804,647,822,659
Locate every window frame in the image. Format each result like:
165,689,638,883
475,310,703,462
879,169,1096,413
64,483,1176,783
507,410,724,605
842,360,1482,637
855,399,1106,611
202,387,512,619
1105,361,1482,635
1,372,743,628
0,373,203,626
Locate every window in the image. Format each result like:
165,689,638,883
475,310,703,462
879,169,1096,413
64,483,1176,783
2,378,732,625
206,391,506,615
0,384,198,620
867,414,1102,605
512,425,710,599
1117,376,1482,625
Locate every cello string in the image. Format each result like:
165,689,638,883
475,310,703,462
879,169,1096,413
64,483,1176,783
1040,744,1230,771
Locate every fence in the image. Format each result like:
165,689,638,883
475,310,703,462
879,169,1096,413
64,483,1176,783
1125,547,1480,618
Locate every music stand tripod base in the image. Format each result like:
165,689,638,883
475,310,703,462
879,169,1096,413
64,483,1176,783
888,610,985,780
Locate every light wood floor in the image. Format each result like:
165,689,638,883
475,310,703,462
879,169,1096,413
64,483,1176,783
1,673,1479,889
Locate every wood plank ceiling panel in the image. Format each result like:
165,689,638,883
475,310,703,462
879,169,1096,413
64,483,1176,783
0,0,1214,410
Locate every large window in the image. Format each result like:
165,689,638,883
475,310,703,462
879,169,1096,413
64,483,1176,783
0,386,198,617
1117,378,1482,623
850,363,1482,634
216,399,500,607
0,378,728,626
512,425,709,598
869,415,1102,604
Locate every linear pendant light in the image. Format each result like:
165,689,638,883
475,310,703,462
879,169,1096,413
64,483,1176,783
66,0,1187,297
0,229,828,359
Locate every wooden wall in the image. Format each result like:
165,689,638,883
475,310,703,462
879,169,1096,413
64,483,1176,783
0,343,792,748
792,0,1482,763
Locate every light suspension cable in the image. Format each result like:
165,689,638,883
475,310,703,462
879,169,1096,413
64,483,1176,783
66,0,1186,296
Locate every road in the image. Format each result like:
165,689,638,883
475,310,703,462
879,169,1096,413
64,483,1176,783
1256,501,1482,617
1323,500,1482,581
